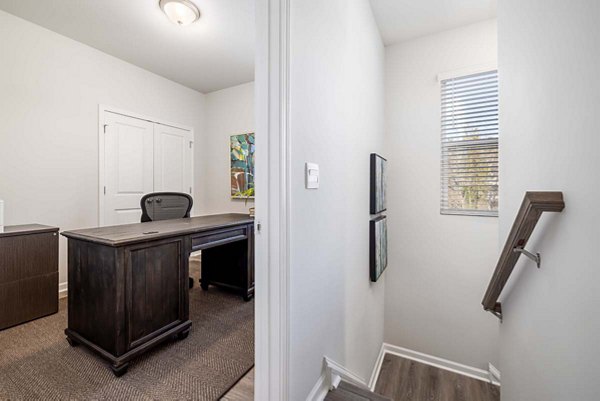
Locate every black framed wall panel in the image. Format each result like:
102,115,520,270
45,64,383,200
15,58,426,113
370,153,387,215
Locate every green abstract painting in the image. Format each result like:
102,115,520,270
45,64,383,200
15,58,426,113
230,133,255,199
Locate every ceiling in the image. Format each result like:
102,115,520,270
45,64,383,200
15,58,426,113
369,0,496,45
0,0,255,93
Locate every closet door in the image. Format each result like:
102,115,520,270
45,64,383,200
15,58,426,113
154,124,193,196
103,112,154,226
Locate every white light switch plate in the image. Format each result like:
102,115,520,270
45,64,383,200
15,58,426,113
305,162,319,189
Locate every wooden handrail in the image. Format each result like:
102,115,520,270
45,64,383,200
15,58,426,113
482,192,565,319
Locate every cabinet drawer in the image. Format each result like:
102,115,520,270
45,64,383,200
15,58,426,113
191,227,247,251
0,231,58,283
0,272,58,330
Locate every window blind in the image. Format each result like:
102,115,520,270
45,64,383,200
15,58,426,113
441,70,498,216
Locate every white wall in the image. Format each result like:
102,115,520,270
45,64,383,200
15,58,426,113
384,20,500,370
498,1,599,400
201,82,255,215
0,10,205,289
288,0,386,397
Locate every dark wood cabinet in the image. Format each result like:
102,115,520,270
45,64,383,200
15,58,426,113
61,214,254,376
0,225,59,330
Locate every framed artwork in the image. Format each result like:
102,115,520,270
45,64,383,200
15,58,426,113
370,215,388,282
370,153,387,214
230,133,255,199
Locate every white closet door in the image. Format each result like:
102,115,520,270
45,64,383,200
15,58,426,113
104,112,154,226
154,124,193,195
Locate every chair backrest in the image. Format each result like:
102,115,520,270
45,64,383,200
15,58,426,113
140,192,193,223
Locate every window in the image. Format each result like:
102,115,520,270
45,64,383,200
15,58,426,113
440,70,498,216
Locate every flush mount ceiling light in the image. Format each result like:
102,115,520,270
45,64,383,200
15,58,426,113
159,0,200,26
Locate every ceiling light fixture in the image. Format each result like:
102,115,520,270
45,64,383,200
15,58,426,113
159,0,200,26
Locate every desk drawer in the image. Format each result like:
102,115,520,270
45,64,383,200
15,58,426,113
191,227,248,251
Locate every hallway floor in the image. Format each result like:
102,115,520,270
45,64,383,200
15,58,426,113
374,354,500,401
221,368,254,400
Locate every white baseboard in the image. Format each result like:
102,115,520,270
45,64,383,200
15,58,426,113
368,344,388,391
325,356,369,389
368,343,386,389
59,281,68,299
306,357,370,401
368,343,501,390
488,362,501,384
305,371,330,401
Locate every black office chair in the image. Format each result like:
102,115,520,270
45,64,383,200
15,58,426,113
141,192,193,222
140,192,194,288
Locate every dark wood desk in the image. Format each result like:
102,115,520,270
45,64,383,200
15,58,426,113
61,213,254,376
0,225,59,330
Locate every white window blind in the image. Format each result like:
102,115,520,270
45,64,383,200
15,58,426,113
441,70,498,216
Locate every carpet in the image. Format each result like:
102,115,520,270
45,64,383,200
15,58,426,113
0,283,254,400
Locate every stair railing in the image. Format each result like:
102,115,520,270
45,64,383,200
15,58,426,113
482,191,565,320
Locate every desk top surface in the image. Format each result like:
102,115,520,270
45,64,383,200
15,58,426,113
61,213,253,247
0,224,59,238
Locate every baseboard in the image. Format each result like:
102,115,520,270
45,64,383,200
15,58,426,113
368,343,501,390
59,281,68,299
306,357,370,401
325,357,369,389
488,362,501,384
368,344,386,390
305,371,330,401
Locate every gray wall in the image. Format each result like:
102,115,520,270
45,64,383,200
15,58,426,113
498,1,600,400
288,0,386,398
384,20,500,370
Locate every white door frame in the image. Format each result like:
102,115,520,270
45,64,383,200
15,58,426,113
255,0,291,400
98,1,293,395
98,104,195,226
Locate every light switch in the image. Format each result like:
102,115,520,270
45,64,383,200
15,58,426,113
305,162,319,189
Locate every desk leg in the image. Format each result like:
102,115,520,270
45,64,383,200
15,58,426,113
111,362,129,377
177,327,191,340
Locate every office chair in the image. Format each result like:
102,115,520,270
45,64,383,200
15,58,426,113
141,192,193,222
140,192,194,288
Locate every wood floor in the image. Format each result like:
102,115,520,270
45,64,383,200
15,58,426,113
374,355,500,401
221,368,254,400
219,355,499,401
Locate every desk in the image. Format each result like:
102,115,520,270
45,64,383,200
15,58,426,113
61,213,254,376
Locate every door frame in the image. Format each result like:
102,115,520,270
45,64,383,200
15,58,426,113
98,1,293,395
254,0,291,399
98,105,195,226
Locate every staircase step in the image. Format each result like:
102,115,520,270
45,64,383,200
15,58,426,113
324,381,392,401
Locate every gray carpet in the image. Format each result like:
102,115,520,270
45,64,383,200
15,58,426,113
0,283,254,400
